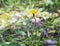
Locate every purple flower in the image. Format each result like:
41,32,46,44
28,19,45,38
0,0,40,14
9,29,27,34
44,39,57,45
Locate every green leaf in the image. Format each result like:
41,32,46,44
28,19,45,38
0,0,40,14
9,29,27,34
16,30,26,35
20,44,26,46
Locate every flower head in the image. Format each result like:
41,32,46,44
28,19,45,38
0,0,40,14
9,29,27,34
30,9,38,15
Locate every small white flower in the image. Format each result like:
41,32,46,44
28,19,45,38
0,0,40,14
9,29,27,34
31,18,41,23
9,5,13,8
9,17,17,24
44,16,49,20
14,11,22,18
36,18,41,22
31,18,35,22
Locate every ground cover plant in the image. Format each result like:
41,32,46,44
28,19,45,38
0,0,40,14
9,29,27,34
0,0,60,46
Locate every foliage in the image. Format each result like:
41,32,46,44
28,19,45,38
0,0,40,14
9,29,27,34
0,0,60,46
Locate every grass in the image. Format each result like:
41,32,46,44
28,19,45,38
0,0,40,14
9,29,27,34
0,0,60,46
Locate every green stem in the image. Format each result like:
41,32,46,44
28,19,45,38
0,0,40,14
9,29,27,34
33,14,36,26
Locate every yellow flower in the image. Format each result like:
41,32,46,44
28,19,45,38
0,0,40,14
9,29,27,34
29,9,38,15
1,13,12,20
